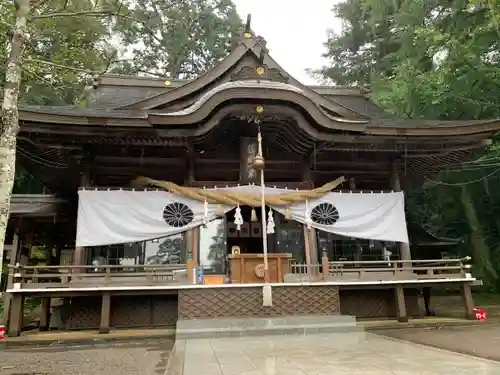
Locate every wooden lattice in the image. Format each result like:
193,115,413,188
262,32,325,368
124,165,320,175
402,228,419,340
178,286,340,320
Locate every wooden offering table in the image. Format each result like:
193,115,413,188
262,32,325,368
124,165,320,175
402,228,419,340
228,253,292,283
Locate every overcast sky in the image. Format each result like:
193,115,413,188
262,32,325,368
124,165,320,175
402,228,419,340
232,0,342,85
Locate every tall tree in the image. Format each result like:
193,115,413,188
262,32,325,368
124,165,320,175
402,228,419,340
309,0,400,85
0,0,31,295
0,0,125,290
316,0,500,289
112,0,241,78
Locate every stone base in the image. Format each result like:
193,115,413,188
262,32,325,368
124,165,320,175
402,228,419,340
175,314,359,339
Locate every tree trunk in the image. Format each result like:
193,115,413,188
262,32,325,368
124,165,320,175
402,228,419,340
461,185,498,287
0,0,31,289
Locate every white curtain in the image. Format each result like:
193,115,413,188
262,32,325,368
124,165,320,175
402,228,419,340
76,190,232,247
271,191,408,244
76,186,408,247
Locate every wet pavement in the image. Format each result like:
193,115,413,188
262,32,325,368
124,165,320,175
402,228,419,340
181,331,500,375
0,339,173,375
2,329,500,374
377,324,500,362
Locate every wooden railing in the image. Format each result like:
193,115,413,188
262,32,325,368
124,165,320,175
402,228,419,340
290,263,321,277
285,256,473,282
324,256,472,280
8,264,188,289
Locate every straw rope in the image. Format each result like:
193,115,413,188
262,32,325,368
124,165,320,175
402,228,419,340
132,176,346,207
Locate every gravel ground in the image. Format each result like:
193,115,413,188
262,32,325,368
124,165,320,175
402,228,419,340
0,339,173,375
376,324,500,362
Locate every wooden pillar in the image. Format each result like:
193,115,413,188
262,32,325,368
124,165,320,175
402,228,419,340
322,251,329,280
99,292,111,334
461,283,475,319
8,293,24,337
309,229,319,268
186,229,196,283
74,167,91,273
73,247,85,272
390,163,411,261
301,155,313,184
3,228,20,327
394,285,408,322
349,177,356,190
303,225,312,277
185,143,196,185
39,297,51,331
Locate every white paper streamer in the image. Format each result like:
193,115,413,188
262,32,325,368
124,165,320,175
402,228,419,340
267,209,275,234
234,204,244,231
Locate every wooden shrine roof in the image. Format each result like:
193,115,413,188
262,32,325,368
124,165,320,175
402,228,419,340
14,21,500,135
9,17,500,196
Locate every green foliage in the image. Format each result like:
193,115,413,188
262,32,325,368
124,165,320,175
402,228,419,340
111,0,241,78
2,0,242,106
1,0,119,106
317,0,500,290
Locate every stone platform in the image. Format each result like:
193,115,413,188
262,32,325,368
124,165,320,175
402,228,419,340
175,314,358,340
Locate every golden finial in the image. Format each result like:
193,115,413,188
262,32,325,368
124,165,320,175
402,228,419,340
243,14,252,39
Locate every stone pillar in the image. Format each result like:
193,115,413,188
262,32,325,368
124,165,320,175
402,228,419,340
391,163,411,261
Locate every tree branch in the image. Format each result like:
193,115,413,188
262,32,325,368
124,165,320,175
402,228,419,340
30,11,115,20
26,58,105,74
31,0,50,10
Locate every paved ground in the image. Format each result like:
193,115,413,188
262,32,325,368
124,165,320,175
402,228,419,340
0,339,173,375
181,332,500,375
2,326,500,374
377,324,500,362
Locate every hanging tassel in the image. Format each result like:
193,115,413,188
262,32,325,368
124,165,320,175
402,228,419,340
251,207,258,222
267,209,275,234
284,206,292,221
234,204,244,231
215,204,225,217
203,199,209,227
305,198,312,230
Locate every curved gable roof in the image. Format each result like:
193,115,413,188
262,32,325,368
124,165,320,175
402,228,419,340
119,34,369,119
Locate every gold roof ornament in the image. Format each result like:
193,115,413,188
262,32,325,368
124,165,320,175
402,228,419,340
243,14,252,39
256,105,264,113
164,80,172,87
256,66,265,76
